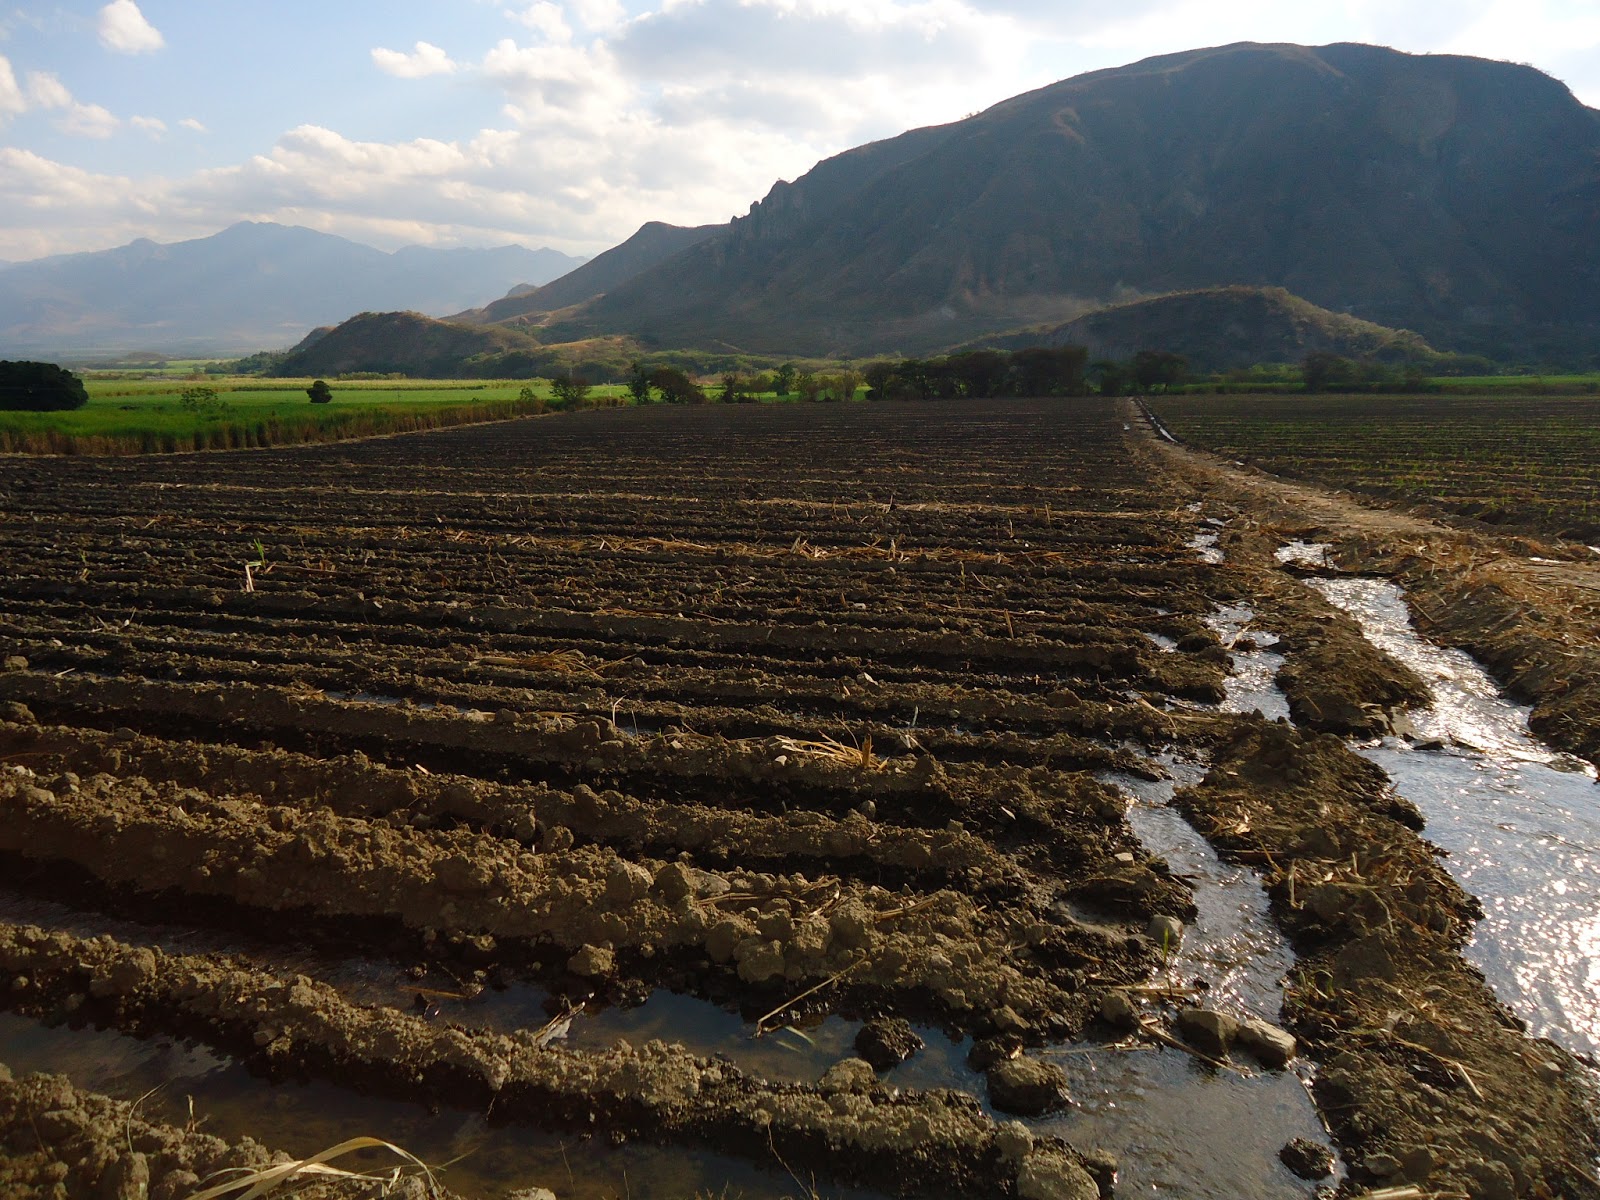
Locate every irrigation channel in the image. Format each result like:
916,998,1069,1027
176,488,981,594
1279,543,1600,1059
1,399,1597,1200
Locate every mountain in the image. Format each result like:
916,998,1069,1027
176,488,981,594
454,220,722,327
981,286,1440,371
532,42,1600,361
0,223,586,357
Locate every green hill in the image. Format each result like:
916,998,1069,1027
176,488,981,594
276,312,548,377
982,286,1440,371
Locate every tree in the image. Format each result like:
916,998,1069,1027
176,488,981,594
773,363,797,397
946,350,1008,398
0,361,89,411
1301,352,1353,393
1087,360,1128,397
863,361,902,401
1132,350,1187,393
1012,346,1088,396
306,379,333,404
550,374,591,409
647,366,706,404
627,361,653,405
832,369,862,402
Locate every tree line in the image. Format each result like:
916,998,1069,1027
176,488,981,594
861,348,1188,399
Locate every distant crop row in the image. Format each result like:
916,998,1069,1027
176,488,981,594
1150,393,1600,543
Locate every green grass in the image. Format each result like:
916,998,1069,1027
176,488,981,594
1434,374,1600,393
0,377,630,455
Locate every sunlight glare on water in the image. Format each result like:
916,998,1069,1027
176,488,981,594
1309,574,1600,1056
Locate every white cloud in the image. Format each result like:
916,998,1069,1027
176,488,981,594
97,0,165,54
371,40,458,78
513,2,575,43
0,55,25,120
571,0,626,33
180,117,207,132
23,71,123,138
58,100,119,138
131,114,166,136
25,70,72,109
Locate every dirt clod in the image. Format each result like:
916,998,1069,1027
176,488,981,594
1278,1137,1333,1179
986,1056,1070,1116
855,1017,925,1071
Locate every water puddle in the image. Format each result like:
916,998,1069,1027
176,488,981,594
1115,765,1294,1021
1306,573,1600,1057
1056,596,1336,1197
1187,532,1223,565
1086,758,1331,1198
1205,603,1289,723
0,886,860,1088
1273,542,1331,569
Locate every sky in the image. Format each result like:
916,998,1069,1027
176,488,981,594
1,1,1598,263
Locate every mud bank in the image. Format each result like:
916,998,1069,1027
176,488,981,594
0,1063,461,1200
0,921,1108,1199
0,769,1172,1040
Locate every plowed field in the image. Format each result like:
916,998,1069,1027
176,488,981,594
1,399,1596,1200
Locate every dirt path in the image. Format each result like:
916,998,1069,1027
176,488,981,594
1131,398,1600,765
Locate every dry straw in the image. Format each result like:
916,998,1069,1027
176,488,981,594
183,1136,441,1200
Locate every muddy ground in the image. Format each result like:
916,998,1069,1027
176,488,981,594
1,399,1596,1199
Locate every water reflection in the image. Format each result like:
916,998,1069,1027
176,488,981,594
1308,574,1600,1057
1098,759,1332,1198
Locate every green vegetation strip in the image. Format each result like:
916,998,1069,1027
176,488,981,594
0,378,608,455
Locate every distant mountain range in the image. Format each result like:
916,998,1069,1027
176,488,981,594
27,41,1595,369
451,220,722,328
0,223,585,358
494,41,1599,363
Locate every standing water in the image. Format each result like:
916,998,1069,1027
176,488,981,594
1067,760,1331,1199
1302,569,1600,1057
1057,588,1341,1200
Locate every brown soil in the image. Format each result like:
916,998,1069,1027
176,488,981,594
1134,399,1600,1197
1,397,1596,1198
0,1061,461,1200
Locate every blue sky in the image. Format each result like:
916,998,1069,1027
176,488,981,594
2,1,1598,262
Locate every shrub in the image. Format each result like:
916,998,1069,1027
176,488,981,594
306,379,334,404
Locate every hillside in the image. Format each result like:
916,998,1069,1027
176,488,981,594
456,221,722,326
0,223,586,358
535,42,1600,361
983,286,1439,371
276,312,546,377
